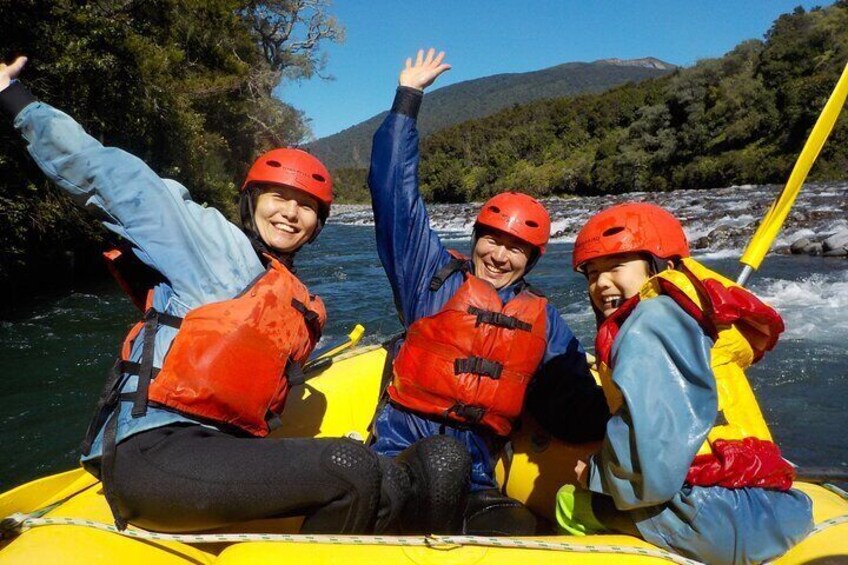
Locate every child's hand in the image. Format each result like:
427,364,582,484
399,48,450,92
0,56,27,92
575,459,589,488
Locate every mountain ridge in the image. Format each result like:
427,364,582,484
308,58,676,170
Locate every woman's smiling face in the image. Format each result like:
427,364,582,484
253,185,320,253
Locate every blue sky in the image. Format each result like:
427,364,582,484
280,1,832,139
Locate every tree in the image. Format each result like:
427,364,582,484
0,0,343,299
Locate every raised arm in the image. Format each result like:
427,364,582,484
1,57,260,305
368,50,455,324
587,297,717,510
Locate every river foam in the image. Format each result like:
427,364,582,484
332,182,847,257
754,270,848,344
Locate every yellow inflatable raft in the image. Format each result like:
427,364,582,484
1,344,846,564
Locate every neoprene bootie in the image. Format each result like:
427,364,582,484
395,435,471,534
463,488,537,535
373,455,412,533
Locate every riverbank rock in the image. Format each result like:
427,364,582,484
822,230,848,255
789,228,848,257
691,224,755,251
790,238,812,254
790,238,823,255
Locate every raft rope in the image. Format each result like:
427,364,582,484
1,513,846,565
3,482,847,564
0,515,703,565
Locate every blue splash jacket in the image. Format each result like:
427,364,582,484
3,84,266,461
368,87,609,490
587,296,813,565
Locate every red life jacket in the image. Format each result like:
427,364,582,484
390,256,548,436
104,248,325,437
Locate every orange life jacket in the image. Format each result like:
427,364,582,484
107,249,325,437
85,248,326,530
390,256,548,436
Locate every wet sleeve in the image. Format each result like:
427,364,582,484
587,297,717,510
0,81,35,119
525,304,610,443
368,87,452,326
11,96,260,303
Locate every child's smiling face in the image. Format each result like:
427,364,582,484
584,252,653,318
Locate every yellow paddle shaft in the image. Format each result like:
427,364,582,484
312,324,365,362
738,62,848,285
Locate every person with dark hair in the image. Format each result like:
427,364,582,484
0,55,407,534
367,49,610,535
559,202,813,564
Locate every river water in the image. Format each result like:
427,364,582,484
1,184,846,491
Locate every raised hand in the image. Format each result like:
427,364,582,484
0,56,28,92
399,48,451,92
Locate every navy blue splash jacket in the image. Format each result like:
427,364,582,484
367,87,609,490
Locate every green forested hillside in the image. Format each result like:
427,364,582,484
309,59,674,170
0,0,341,298
3,2,847,300
334,2,848,203
414,3,848,201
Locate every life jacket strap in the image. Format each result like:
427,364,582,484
429,257,469,291
290,298,323,341
118,360,161,379
265,410,283,432
445,403,486,424
285,358,306,387
100,410,128,531
131,309,182,418
80,359,125,457
467,306,532,332
454,356,503,380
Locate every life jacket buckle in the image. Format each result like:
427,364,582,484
454,356,503,379
446,403,486,424
467,307,531,332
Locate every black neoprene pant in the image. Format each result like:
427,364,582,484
107,424,384,533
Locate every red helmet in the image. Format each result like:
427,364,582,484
241,148,333,218
572,202,689,271
474,192,551,253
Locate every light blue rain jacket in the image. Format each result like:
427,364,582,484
587,296,813,565
13,99,266,460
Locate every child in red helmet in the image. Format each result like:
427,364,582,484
558,202,813,564
367,49,609,535
1,56,406,534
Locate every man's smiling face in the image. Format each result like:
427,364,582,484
472,229,534,289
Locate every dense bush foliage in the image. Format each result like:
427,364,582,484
0,0,341,295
